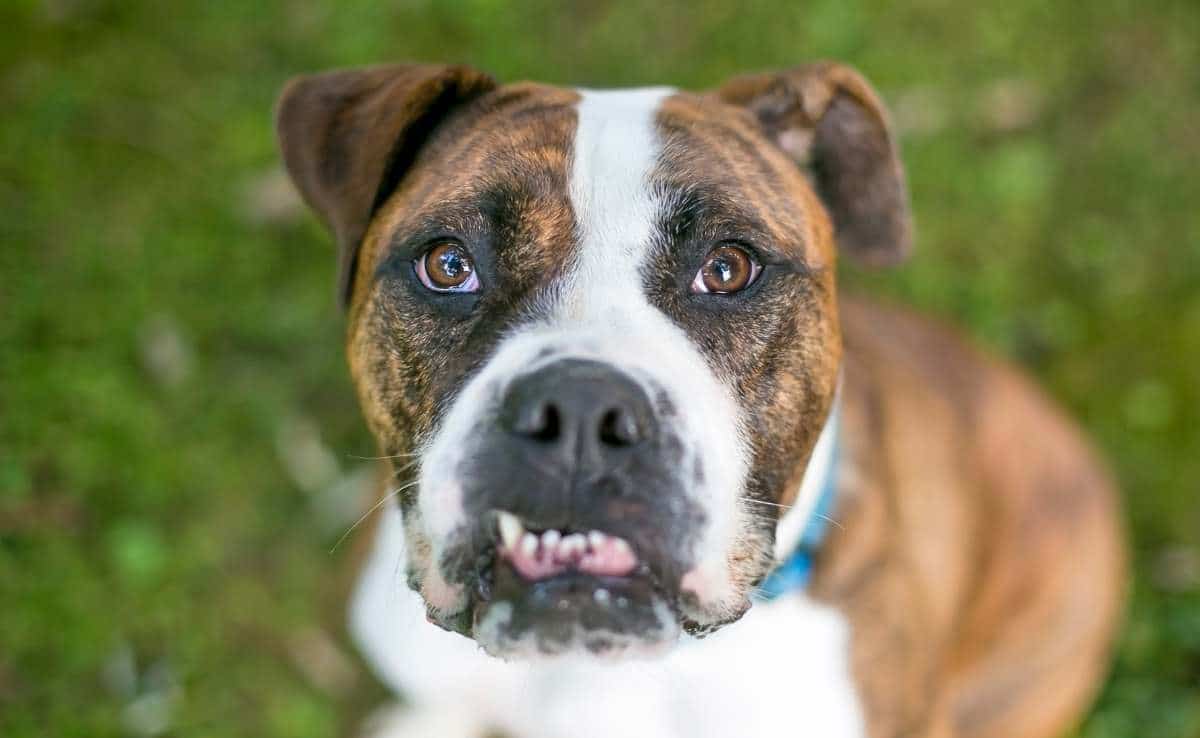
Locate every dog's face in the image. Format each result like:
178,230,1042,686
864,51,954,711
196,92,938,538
277,62,909,658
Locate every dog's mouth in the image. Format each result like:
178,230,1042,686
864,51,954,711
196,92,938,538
464,511,682,657
493,511,640,580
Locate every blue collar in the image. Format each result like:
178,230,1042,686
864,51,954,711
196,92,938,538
754,402,841,601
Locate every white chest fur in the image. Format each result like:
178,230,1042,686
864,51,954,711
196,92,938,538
350,504,865,738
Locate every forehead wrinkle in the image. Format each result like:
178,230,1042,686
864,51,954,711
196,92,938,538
655,100,817,264
670,127,793,241
409,93,576,205
655,99,779,180
381,97,577,242
365,87,576,284
406,196,487,230
655,182,773,243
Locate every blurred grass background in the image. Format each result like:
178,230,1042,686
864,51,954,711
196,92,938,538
1,0,1198,736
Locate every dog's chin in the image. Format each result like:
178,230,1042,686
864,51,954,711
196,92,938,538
470,561,682,660
416,517,759,657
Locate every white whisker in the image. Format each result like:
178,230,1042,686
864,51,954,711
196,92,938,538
347,451,421,461
329,479,419,554
391,459,419,475
738,497,793,511
811,511,845,531
738,496,843,530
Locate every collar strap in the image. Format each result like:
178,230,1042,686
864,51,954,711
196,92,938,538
754,396,841,601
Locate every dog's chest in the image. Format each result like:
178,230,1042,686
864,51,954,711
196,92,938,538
352,505,865,738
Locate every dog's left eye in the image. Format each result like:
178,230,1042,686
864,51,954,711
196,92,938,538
690,244,761,295
415,241,480,293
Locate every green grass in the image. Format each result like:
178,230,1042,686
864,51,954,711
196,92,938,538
2,1,1197,736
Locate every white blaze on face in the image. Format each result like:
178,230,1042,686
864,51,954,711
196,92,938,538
414,87,754,622
561,88,672,324
560,88,753,616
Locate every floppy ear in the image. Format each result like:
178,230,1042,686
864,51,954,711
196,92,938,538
275,63,497,306
715,62,911,265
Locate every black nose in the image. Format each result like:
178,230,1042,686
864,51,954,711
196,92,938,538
501,359,655,462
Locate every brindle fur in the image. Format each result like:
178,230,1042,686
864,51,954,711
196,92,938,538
276,61,1124,738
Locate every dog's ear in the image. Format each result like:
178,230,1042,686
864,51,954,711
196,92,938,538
715,62,911,265
276,64,497,306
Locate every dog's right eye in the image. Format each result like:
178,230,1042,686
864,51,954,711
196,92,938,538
415,241,480,293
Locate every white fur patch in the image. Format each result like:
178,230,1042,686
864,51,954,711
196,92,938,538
353,504,864,738
562,87,675,322
562,88,753,616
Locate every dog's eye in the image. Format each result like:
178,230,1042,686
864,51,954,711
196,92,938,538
690,244,761,295
415,241,480,293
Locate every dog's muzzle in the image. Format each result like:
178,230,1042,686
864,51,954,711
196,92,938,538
441,358,703,656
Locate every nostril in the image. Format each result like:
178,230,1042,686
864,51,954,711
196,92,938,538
598,408,641,447
535,404,561,442
512,401,561,442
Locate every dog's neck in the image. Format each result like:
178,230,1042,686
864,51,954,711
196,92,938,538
773,386,842,562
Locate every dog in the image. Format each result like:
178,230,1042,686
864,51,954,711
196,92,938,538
275,61,1126,738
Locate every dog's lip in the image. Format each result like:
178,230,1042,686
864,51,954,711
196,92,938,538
471,560,681,657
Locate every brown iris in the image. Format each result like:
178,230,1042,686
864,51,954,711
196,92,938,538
693,244,760,294
417,241,478,292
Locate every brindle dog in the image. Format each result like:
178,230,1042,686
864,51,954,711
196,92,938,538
276,62,1124,738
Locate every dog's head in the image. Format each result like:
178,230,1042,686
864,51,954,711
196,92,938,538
277,62,909,658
